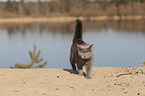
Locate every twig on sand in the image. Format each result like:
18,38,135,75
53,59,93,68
117,70,144,77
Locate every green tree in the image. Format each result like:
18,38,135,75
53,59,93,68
18,0,24,15
37,0,41,14
6,0,13,12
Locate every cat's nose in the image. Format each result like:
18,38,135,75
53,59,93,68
84,55,86,58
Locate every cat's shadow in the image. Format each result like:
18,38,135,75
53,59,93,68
63,69,86,78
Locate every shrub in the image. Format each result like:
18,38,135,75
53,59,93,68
10,45,47,69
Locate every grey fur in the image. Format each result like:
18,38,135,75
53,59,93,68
70,19,93,79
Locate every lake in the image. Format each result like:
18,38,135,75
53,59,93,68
0,20,145,68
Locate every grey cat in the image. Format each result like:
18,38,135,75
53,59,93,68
70,19,93,79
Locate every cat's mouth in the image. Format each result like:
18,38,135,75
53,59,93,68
80,56,91,60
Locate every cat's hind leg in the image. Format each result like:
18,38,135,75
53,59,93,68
70,50,76,71
71,63,76,71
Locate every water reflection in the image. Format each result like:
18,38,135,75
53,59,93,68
1,19,145,35
90,20,143,33
0,20,145,68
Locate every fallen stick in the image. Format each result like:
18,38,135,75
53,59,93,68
117,70,144,77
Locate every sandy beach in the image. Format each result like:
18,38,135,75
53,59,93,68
0,67,145,96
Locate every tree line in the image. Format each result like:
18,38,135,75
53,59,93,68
0,0,145,18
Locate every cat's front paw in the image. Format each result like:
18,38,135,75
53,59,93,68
86,76,91,79
79,70,83,75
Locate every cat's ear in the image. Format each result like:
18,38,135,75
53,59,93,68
77,44,81,48
77,44,82,50
89,44,93,50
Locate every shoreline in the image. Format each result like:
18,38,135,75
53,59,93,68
0,67,144,96
0,15,145,23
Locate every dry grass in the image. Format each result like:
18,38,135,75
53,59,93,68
0,16,145,23
0,17,77,23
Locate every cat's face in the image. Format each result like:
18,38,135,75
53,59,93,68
77,44,93,60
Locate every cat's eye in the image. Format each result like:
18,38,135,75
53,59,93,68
87,52,90,55
80,52,83,54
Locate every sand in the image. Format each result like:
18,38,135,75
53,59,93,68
0,67,145,96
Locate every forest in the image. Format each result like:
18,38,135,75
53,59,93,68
0,0,145,18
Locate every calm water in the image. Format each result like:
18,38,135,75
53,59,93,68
0,20,145,68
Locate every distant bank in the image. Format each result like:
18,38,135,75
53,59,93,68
0,15,145,23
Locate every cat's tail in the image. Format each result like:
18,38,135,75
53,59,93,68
73,19,83,43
